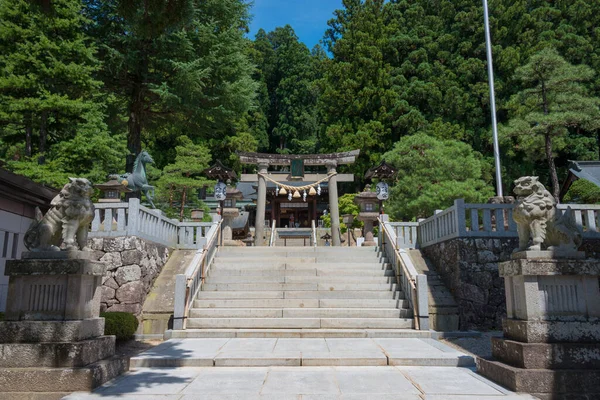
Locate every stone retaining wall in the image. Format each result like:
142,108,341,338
88,236,170,316
421,237,600,331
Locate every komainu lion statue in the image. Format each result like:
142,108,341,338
512,176,582,252
24,178,95,252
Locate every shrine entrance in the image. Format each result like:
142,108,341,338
238,151,359,246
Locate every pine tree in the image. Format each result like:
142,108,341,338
157,136,212,221
384,133,494,220
501,48,600,201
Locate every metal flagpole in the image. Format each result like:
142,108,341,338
483,0,503,197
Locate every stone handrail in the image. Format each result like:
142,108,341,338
89,199,216,249
416,199,600,248
387,222,419,249
311,220,317,247
269,220,276,247
173,218,222,330
379,216,429,330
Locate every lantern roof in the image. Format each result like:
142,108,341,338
203,160,237,181
364,160,397,181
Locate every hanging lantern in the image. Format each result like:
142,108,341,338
279,187,287,195
376,182,389,200
288,192,292,201
309,186,317,196
293,190,301,198
303,190,307,202
214,181,227,201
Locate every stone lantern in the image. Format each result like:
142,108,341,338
220,184,244,246
354,185,379,246
95,179,131,203
190,209,204,222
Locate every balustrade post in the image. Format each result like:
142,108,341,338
454,199,466,236
127,198,140,236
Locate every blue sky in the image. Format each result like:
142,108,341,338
247,0,343,50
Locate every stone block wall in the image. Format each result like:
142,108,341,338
421,237,517,331
88,236,170,316
420,237,600,331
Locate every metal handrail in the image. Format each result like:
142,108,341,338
269,220,276,247
380,217,429,330
173,219,222,330
311,220,317,247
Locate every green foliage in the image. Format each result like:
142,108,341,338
0,312,4,321
320,193,362,234
249,26,322,154
563,179,600,204
85,0,257,171
500,48,600,200
101,312,139,341
156,136,212,220
384,133,494,220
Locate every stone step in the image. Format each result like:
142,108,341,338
189,308,408,319
204,276,393,284
193,298,409,309
130,337,474,368
207,269,393,277
201,283,398,292
212,261,387,269
186,317,414,329
168,328,431,339
283,290,402,300
197,290,402,300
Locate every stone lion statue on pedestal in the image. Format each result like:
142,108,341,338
512,176,582,252
24,178,95,252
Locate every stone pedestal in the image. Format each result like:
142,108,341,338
222,207,244,247
357,212,379,246
0,253,127,395
478,257,600,400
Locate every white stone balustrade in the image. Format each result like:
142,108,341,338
411,200,600,248
89,199,218,250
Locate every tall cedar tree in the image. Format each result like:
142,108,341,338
85,0,256,172
501,48,600,201
0,0,103,164
250,26,321,155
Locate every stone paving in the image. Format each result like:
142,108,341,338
128,338,475,367
63,365,537,399
62,338,537,399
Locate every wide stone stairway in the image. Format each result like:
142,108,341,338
63,247,537,399
182,246,414,335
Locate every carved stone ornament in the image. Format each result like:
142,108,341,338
376,182,389,200
24,178,95,252
512,176,582,253
214,181,227,201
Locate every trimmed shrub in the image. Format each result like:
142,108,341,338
101,312,139,341
0,312,4,321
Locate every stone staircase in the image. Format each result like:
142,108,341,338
171,246,419,338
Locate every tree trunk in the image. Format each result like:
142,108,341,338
126,83,144,173
25,114,32,157
179,187,187,222
545,132,560,203
38,110,48,165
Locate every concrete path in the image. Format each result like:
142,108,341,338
63,338,536,399
128,337,475,367
63,365,536,399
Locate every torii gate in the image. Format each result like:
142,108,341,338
238,151,360,246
